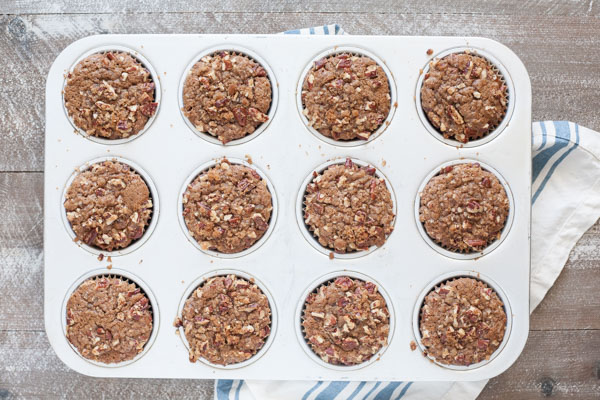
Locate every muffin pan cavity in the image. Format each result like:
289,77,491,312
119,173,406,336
296,46,397,147
45,34,531,382
296,157,397,259
415,47,515,148
295,271,395,371
414,159,514,260
61,156,160,257
412,271,513,371
61,268,160,368
62,45,161,145
179,46,279,146
176,269,278,369
178,157,278,258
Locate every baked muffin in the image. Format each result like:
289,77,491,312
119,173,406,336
301,52,391,141
304,158,394,253
418,163,508,253
182,159,272,253
64,51,158,140
179,275,272,365
64,160,153,251
419,277,507,366
182,51,272,143
302,276,389,366
66,276,153,364
420,51,507,143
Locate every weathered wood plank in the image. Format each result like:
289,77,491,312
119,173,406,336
0,330,214,399
2,12,600,171
479,330,600,399
2,0,599,16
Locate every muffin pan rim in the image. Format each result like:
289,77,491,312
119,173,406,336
410,270,513,371
178,44,279,146
61,44,162,145
60,155,161,257
414,46,515,148
175,268,279,370
295,45,398,147
293,270,396,371
295,157,398,259
60,267,161,368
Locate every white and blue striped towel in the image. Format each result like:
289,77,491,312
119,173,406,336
216,26,600,400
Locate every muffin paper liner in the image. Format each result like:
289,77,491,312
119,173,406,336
175,269,278,370
297,157,397,259
412,272,512,371
61,269,160,368
62,45,161,145
178,46,279,146
177,157,278,259
61,156,160,257
296,271,395,371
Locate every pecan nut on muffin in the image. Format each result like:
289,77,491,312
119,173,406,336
419,163,509,253
420,51,508,143
66,276,153,363
182,159,272,253
419,277,507,366
179,275,272,365
182,51,272,143
302,276,390,366
301,53,391,141
64,51,158,140
64,160,153,251
304,158,394,253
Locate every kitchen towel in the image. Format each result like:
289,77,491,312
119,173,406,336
215,25,600,400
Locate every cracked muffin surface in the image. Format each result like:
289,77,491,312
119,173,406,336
182,51,272,143
301,53,391,141
64,160,153,251
418,163,508,253
64,51,158,140
182,159,272,253
420,52,507,143
419,277,506,366
66,276,153,364
179,275,272,365
302,276,390,365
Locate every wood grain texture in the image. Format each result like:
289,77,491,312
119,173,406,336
0,330,214,399
2,0,600,16
2,12,600,171
1,3,600,399
479,330,600,399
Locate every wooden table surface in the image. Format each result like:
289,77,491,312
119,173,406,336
1,1,599,398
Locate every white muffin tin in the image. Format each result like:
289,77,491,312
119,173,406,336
44,34,531,381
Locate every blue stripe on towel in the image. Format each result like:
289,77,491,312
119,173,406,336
395,382,413,399
323,25,329,34
538,120,548,150
234,380,243,400
532,121,571,184
284,29,301,34
302,381,324,400
363,382,382,399
217,380,234,400
309,27,315,34
346,382,367,400
315,381,351,400
532,122,579,204
373,382,403,400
